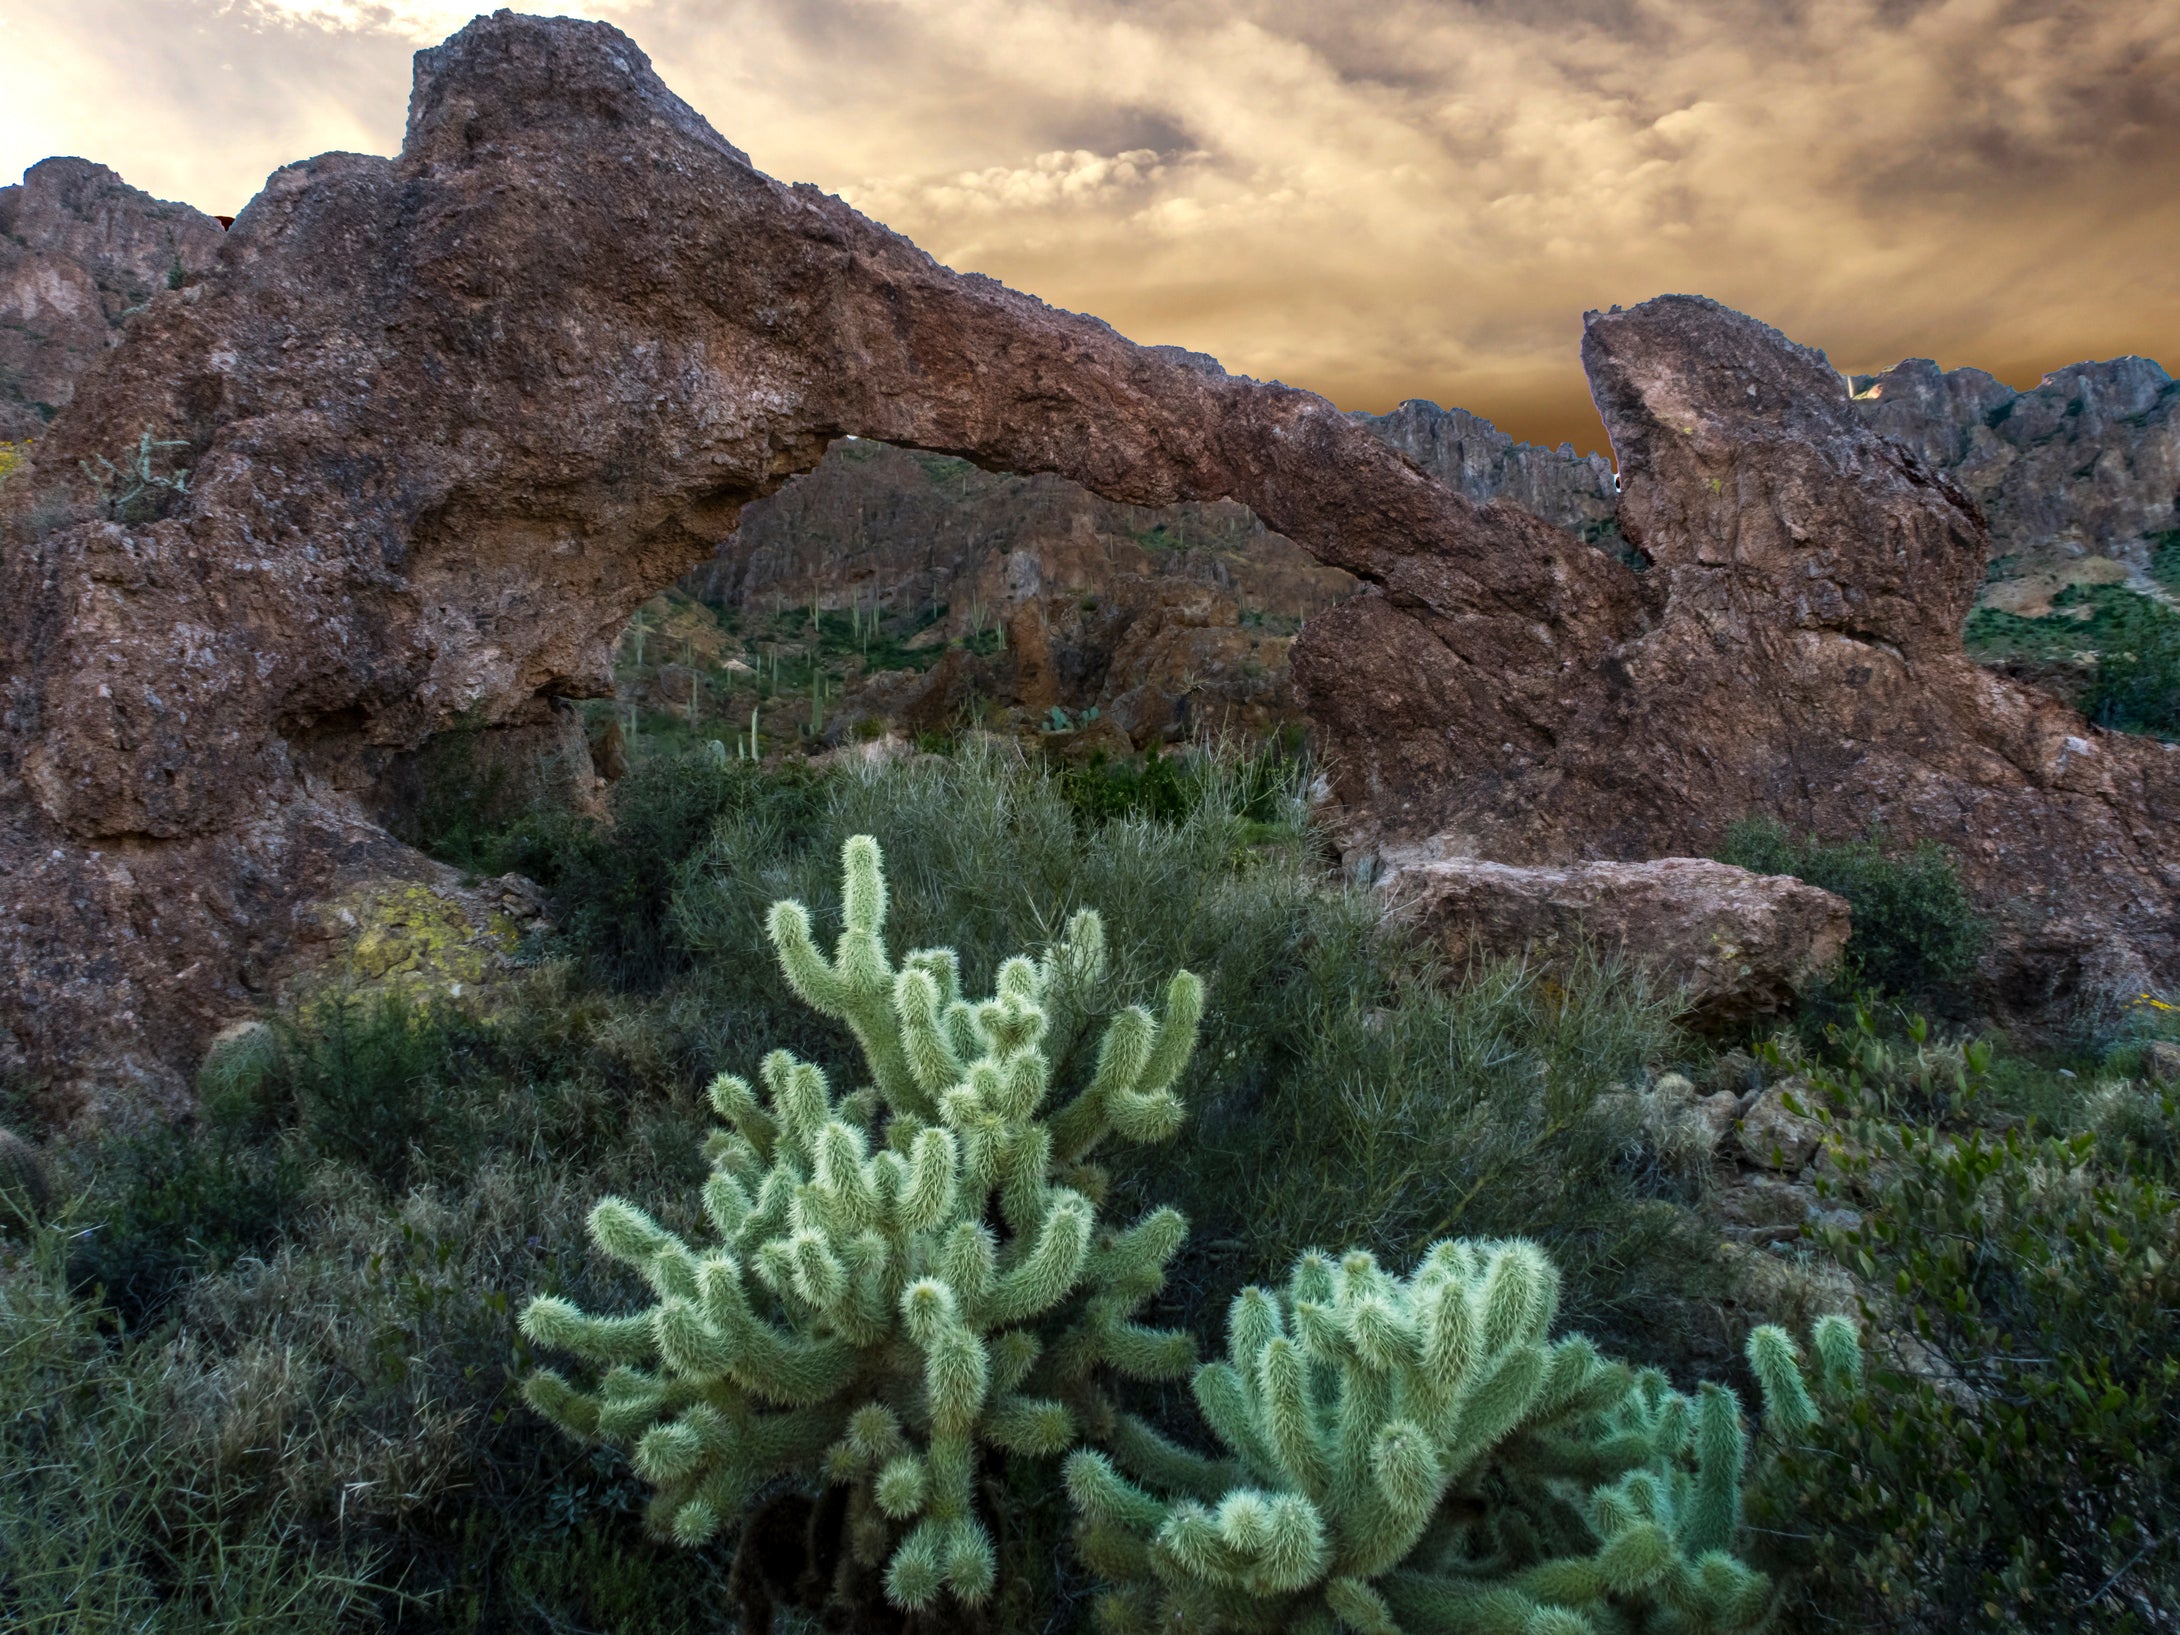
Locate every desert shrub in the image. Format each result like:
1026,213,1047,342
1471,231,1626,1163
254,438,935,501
63,1095,304,1335
1056,735,1303,831
15,748,1731,1632
277,992,496,1187
2081,589,2180,738
0,1232,369,1633
515,752,830,989
1747,1024,2180,1630
1718,818,1984,1001
659,749,1710,1366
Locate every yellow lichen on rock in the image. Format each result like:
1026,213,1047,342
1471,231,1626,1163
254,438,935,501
315,875,545,1007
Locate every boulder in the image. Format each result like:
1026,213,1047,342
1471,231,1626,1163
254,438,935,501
1297,294,2180,1023
1381,854,1849,1027
1738,1081,1827,1173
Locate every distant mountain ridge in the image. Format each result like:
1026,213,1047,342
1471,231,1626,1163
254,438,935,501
1851,355,2180,571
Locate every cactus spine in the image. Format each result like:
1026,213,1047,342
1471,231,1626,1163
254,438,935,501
1067,1239,1859,1635
522,834,1204,1614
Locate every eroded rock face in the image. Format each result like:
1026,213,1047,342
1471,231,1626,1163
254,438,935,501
0,12,1608,1110
1852,355,2180,571
1295,295,2180,1018
1381,855,1849,1027
0,158,227,441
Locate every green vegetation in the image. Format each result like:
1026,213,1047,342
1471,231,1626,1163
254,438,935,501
1718,818,1985,1001
1746,1006,2180,1630
1071,1238,1855,1635
1966,582,2180,739
8,744,2177,1630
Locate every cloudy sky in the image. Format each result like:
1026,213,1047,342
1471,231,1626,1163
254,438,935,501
4,0,2175,453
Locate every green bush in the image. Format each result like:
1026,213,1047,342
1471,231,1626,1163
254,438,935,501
9,748,1738,1632
64,1091,303,1334
1747,1020,2180,1629
1718,818,1984,1000
1,1232,368,1633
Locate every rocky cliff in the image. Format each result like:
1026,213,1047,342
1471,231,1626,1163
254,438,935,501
680,438,1355,745
1348,399,1620,539
0,158,227,441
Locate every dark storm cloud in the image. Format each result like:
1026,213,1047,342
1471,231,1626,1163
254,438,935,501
3,0,2175,451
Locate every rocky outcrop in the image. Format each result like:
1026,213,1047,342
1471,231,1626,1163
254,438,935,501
1381,855,1849,1028
0,12,1619,1111
1851,355,2180,571
0,159,227,441
1294,294,2180,1020
1350,399,1620,541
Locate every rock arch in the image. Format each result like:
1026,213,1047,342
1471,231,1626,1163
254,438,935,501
0,11,1626,1108
8,12,2179,1110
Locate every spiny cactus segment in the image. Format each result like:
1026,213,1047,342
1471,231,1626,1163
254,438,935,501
1066,1239,1861,1635
521,834,1203,1613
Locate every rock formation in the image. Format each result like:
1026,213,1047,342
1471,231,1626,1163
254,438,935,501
0,158,227,441
1294,294,2180,1018
680,438,1355,746
5,14,2176,1109
0,11,1614,1111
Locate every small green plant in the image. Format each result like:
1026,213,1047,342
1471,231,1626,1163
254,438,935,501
521,835,1205,1621
78,428,192,522
1719,817,1984,999
1068,1238,1858,1634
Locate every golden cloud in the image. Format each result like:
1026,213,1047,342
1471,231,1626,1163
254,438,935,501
4,0,2176,452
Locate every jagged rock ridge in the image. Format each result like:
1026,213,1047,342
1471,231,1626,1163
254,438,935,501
1852,355,2180,572
1348,399,1620,539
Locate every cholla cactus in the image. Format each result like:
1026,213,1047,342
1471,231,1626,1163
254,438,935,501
1067,1239,1859,1635
521,835,1204,1615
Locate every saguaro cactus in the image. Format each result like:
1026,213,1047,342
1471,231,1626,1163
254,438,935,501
1066,1239,1859,1635
521,835,1203,1618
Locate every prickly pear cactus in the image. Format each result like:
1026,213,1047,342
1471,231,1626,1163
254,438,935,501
522,835,1204,1617
1067,1238,1861,1635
